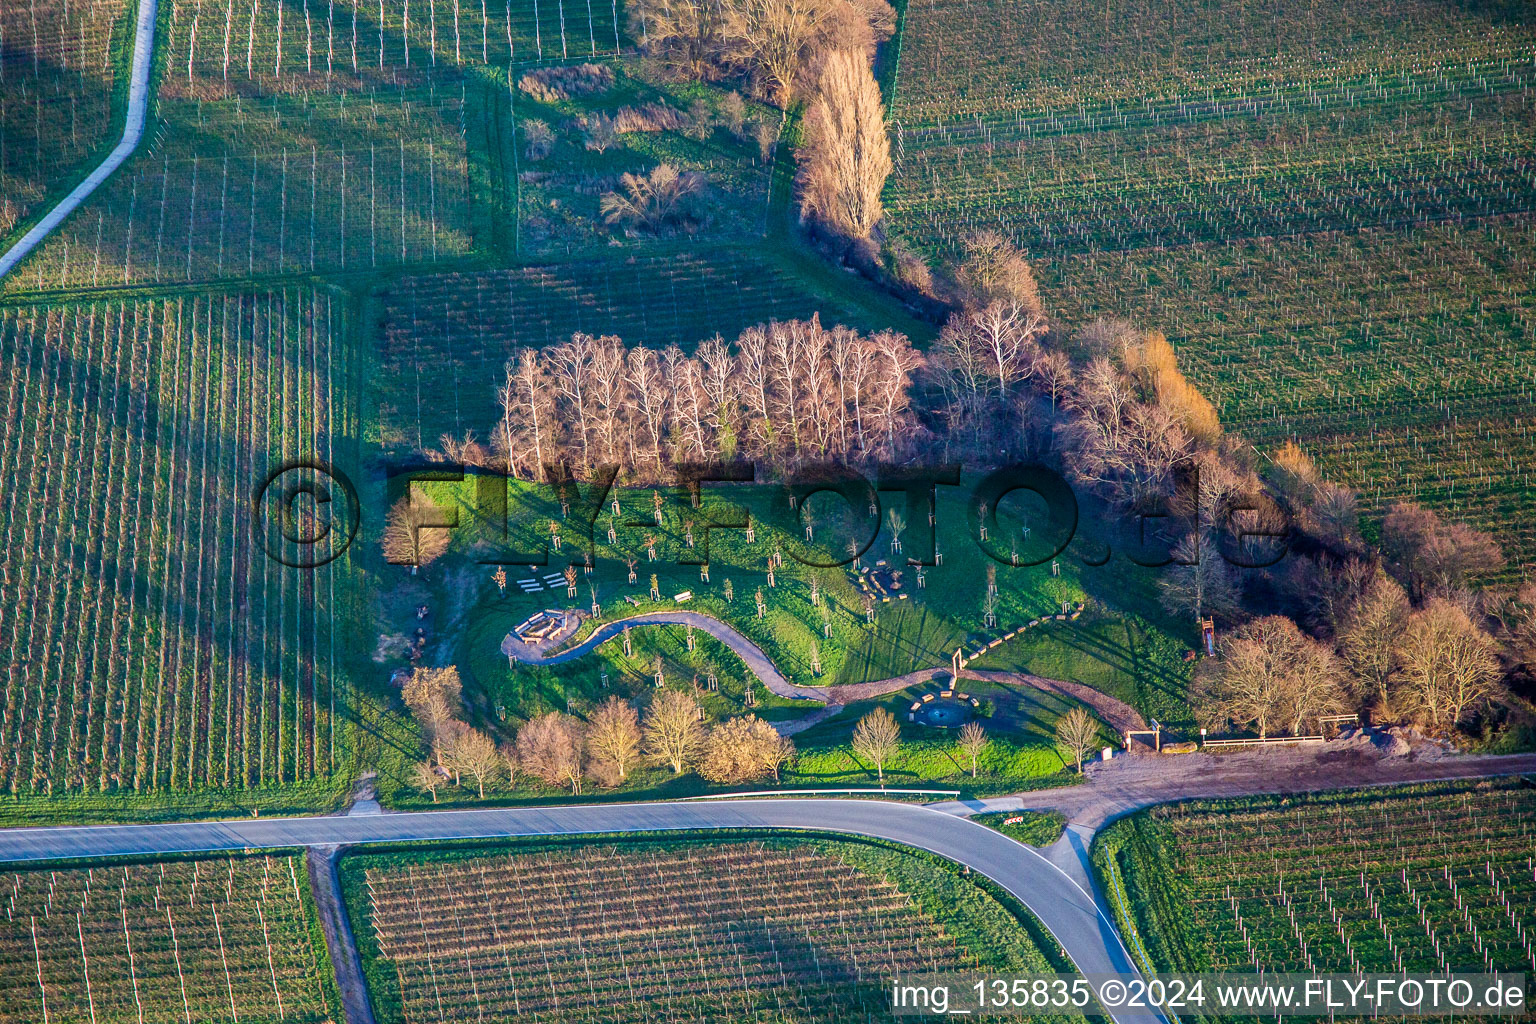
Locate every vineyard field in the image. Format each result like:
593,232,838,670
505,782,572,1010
0,0,131,237
343,837,1078,1023
0,854,333,1023
1045,220,1536,559
0,290,355,796
886,0,1536,571
377,251,904,449
5,86,482,293
1098,781,1536,987
158,0,622,101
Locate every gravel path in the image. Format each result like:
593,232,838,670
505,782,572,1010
933,742,1536,830
502,610,827,700
501,611,1147,737
306,846,377,1024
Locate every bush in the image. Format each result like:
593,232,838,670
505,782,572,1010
517,63,615,103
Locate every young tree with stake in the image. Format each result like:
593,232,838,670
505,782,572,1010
957,721,987,778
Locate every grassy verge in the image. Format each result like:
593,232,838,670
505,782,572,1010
972,810,1067,846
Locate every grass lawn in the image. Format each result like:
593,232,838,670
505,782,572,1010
973,810,1068,847
968,611,1195,730
366,474,1189,805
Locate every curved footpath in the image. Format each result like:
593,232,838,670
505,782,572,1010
0,0,159,282
506,610,828,700
0,798,1164,1024
502,610,1148,734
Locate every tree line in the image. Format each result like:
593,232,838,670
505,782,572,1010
401,666,796,799
450,319,922,479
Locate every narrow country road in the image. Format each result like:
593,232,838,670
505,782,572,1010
0,798,1166,1024
0,0,158,283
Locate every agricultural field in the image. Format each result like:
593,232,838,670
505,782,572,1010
5,86,482,293
0,853,334,1022
1096,780,1536,986
158,0,623,101
341,836,1078,1023
376,251,909,449
885,0,1536,570
0,290,356,800
0,0,132,238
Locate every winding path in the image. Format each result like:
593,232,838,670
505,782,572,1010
0,798,1165,1024
501,609,1147,735
0,0,159,283
504,610,828,700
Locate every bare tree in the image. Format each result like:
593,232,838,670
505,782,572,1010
956,721,987,777
1336,571,1410,713
1034,349,1073,415
1398,598,1505,733
587,697,642,782
626,345,670,472
410,761,443,802
954,231,1043,313
699,714,787,783
1383,503,1505,601
851,707,900,782
498,741,520,789
517,712,586,792
627,0,728,77
1054,707,1097,773
644,689,705,773
549,334,597,471
797,48,890,239
601,164,706,233
447,727,500,798
1194,616,1344,739
382,492,454,568
758,729,795,782
587,335,631,466
1158,532,1242,623
496,349,557,477
722,0,835,106
400,667,464,758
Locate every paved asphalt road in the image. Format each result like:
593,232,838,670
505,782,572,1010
0,798,1166,1024
0,0,159,282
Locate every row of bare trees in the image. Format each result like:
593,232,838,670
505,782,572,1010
1196,590,1508,738
914,234,1527,741
481,318,923,479
410,688,796,799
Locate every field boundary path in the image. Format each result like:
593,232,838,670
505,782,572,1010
0,0,158,282
306,845,378,1024
0,798,1165,1024
502,609,1147,734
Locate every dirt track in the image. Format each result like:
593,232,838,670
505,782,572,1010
938,740,1536,829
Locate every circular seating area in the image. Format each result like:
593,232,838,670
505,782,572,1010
908,689,981,728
